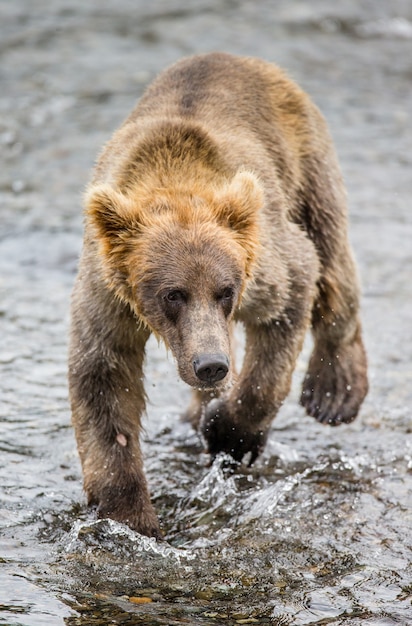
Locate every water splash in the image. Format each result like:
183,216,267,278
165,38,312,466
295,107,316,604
66,518,196,564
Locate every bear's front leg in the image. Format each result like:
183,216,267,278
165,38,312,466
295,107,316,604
201,396,268,464
201,315,309,464
69,292,161,538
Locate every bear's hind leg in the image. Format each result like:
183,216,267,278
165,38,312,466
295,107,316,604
182,389,217,428
301,269,368,425
299,146,368,425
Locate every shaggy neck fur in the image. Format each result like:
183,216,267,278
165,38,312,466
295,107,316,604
115,119,232,199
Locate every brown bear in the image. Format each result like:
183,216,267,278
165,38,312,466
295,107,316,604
68,52,368,538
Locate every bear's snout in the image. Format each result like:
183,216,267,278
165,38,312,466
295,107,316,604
193,353,229,385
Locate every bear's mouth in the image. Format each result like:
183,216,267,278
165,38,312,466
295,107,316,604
194,379,231,393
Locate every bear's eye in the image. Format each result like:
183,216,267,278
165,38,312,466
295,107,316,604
218,286,234,301
216,286,235,317
162,289,187,323
165,289,187,304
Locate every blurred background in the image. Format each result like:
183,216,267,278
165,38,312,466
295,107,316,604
1,1,411,624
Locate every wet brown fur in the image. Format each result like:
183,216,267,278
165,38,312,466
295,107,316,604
69,52,368,537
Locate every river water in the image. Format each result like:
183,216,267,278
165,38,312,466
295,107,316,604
1,1,411,624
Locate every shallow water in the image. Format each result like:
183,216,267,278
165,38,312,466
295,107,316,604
1,1,412,624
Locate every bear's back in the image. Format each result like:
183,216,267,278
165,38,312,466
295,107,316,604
128,52,316,143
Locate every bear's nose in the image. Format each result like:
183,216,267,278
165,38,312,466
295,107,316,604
193,353,229,384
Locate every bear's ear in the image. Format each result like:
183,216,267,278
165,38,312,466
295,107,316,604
214,171,263,274
85,184,141,252
214,170,263,233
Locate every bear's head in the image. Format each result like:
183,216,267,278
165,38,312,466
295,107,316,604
85,171,263,389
